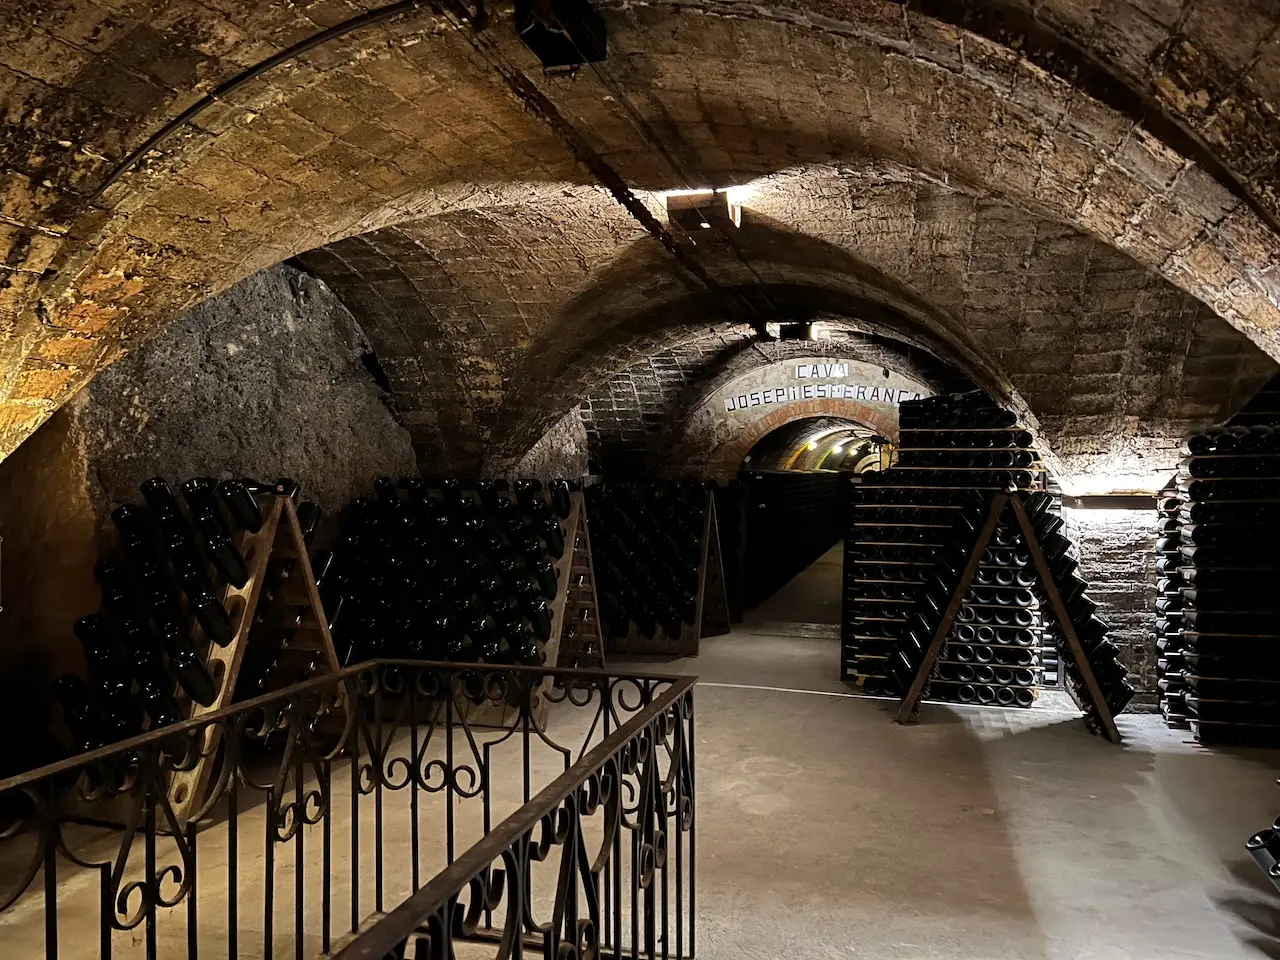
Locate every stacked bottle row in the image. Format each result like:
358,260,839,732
857,492,995,697
54,478,312,753
928,519,1044,706
741,470,844,608
330,478,574,668
843,391,1046,709
585,482,706,644
1021,492,1134,727
1036,478,1066,687
1154,496,1188,727
1167,426,1280,744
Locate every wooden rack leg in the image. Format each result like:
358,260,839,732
894,494,1009,724
1008,497,1122,744
699,493,731,640
167,497,286,823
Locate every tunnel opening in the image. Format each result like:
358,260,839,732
740,415,895,475
730,415,890,633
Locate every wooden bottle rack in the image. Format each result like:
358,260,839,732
470,491,602,729
612,490,730,656
554,492,606,670
168,494,340,823
893,493,1123,743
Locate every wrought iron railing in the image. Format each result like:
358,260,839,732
0,661,696,960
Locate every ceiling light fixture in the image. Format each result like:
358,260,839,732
663,188,742,231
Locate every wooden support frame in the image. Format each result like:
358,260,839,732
698,494,731,640
894,494,1008,723
891,492,1123,744
168,495,341,823
1008,496,1122,744
555,494,606,670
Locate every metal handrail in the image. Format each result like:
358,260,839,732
334,675,696,959
0,659,696,960
0,660,683,794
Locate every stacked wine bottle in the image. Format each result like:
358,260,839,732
1246,801,1280,892
330,477,573,667
1171,426,1280,745
740,470,844,608
857,491,992,697
844,391,1046,707
585,482,707,646
1154,494,1188,726
1021,491,1134,727
930,515,1043,707
54,478,316,753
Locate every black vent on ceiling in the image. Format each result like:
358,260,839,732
514,0,608,69
777,322,812,341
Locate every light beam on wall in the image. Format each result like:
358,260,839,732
1058,473,1168,496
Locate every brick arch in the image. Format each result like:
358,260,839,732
672,398,900,483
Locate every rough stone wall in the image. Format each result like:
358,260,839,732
72,263,416,516
512,408,588,481
1063,507,1157,702
0,264,415,739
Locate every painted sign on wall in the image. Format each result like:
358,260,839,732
796,362,850,379
722,381,924,412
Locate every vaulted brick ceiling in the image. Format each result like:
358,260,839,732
5,0,1280,477
299,167,1275,481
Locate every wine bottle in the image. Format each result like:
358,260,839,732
218,479,264,533
182,478,251,587
54,674,119,751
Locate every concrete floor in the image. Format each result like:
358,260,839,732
612,543,1280,960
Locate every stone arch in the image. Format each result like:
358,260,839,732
658,354,928,473
484,220,1035,472
6,1,1280,461
310,172,1271,485
673,397,901,482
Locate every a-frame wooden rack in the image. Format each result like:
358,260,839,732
893,492,1123,744
553,492,605,671
473,490,603,729
611,490,731,656
168,493,341,823
699,494,732,640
